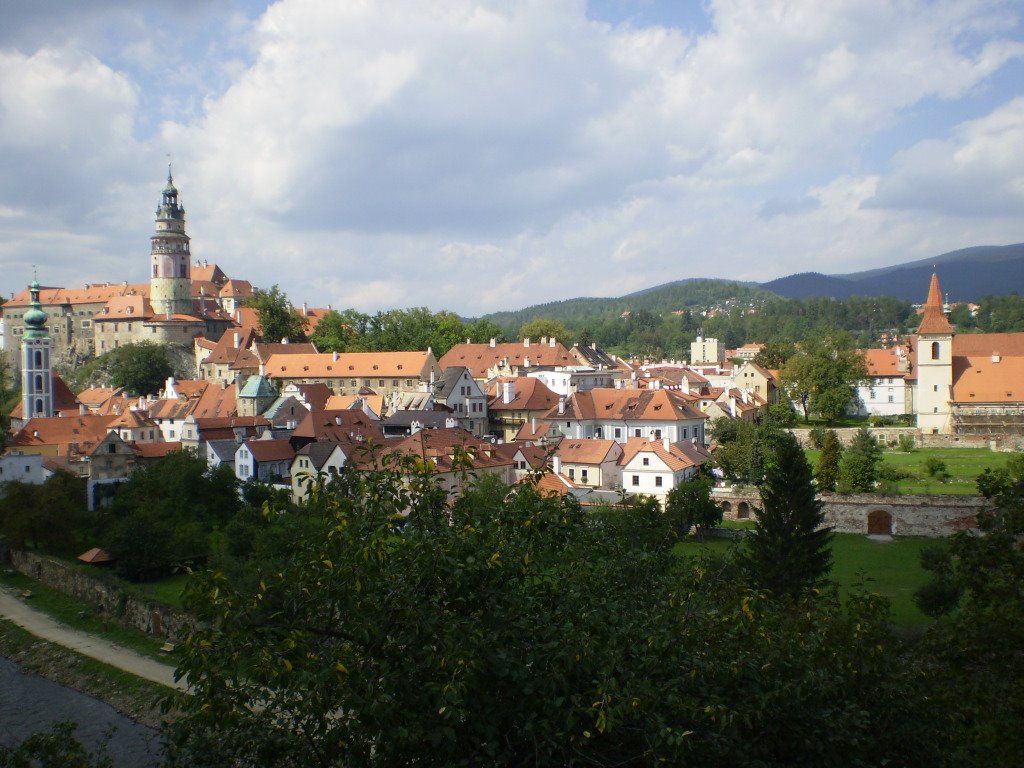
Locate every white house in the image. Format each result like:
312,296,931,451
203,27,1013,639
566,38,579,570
290,441,349,503
618,438,713,505
542,388,709,445
235,436,295,483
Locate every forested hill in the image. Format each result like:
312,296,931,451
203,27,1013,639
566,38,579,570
483,280,773,330
762,243,1024,301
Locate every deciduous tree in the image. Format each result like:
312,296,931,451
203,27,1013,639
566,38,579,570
244,285,308,343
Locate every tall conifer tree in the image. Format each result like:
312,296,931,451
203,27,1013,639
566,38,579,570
748,431,833,598
814,429,842,492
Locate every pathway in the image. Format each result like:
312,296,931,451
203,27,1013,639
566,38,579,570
0,587,187,691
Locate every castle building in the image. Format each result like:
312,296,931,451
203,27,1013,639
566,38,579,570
89,167,234,352
20,278,55,419
1,168,239,373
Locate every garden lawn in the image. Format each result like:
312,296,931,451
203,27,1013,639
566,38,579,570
676,533,939,628
807,447,1013,495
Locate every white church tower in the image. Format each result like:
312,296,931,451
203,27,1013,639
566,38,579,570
915,272,954,435
21,277,54,419
149,164,193,318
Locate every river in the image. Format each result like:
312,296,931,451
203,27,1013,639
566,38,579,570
0,656,162,767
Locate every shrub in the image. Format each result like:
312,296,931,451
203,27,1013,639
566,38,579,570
897,434,916,452
808,426,827,449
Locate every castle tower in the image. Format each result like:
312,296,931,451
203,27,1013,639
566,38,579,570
149,164,193,318
21,278,54,419
916,272,954,434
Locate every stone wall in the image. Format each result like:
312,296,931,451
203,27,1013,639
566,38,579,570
714,486,989,538
8,550,194,640
789,427,918,448
819,492,988,537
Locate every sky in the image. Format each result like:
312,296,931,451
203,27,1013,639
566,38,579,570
1,0,1023,316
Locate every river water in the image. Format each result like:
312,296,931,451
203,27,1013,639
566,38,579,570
0,656,162,767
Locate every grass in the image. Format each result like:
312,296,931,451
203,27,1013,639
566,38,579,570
129,573,191,609
676,532,940,628
806,446,1013,495
0,569,178,664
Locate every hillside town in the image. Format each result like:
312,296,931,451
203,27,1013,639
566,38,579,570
2,171,1022,515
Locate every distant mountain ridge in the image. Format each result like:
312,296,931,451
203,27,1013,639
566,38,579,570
481,243,1024,328
761,243,1024,302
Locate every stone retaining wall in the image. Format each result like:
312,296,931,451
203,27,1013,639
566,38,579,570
713,487,989,537
8,550,194,640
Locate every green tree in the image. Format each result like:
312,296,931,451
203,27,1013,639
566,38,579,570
519,318,569,343
310,309,369,353
664,469,722,537
916,461,1024,765
0,471,85,552
107,342,173,396
747,431,833,598
244,285,308,343
164,452,933,767
837,426,881,493
814,429,842,492
0,350,17,451
780,332,867,424
752,342,795,369
0,720,112,768
103,451,240,581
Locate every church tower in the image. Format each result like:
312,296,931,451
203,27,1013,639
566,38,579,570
149,164,193,318
21,277,54,419
916,272,954,434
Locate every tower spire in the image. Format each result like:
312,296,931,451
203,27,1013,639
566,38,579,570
918,271,952,335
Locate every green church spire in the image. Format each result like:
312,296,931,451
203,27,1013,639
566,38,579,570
22,278,49,340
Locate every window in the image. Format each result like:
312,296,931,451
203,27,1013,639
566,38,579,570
933,385,938,392
614,428,621,439
642,457,650,466
108,443,116,454
654,429,662,439
581,469,588,483
931,341,940,360
34,350,42,367
655,476,663,487
888,395,894,403
568,468,575,479
634,428,642,437
631,475,639,486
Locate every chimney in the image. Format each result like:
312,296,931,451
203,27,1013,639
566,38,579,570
233,332,240,347
333,351,340,362
531,417,536,433
489,338,496,348
524,338,530,348
302,302,308,316
502,380,515,405
281,337,289,345
663,436,670,452
558,396,565,415
552,455,562,476
549,337,556,347
79,403,87,416
741,388,749,404
729,397,736,418
591,342,596,350
541,337,547,345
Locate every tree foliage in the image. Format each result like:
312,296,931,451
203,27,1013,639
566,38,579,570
780,332,867,423
163,452,934,767
107,342,173,396
0,720,112,768
664,469,722,536
519,318,569,344
747,430,833,598
245,285,309,343
0,470,85,553
814,429,842,492
311,307,506,357
836,426,882,493
102,451,241,581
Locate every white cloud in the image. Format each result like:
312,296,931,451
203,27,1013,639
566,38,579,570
867,96,1024,216
0,0,1022,314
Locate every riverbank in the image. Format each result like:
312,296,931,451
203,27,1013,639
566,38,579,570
0,618,177,729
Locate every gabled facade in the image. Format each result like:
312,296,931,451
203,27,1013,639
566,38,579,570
431,366,488,436
543,388,709,446
619,438,712,505
552,439,623,489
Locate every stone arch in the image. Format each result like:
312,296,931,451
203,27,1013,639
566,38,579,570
867,509,893,535
737,501,751,519
721,501,732,514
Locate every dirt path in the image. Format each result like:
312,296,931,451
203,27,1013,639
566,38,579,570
0,587,186,691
